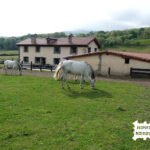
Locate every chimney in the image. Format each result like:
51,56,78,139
68,34,73,43
31,34,37,44
46,37,51,44
46,37,57,44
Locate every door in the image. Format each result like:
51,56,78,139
41,57,46,65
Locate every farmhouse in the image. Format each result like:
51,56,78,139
64,51,150,77
17,35,101,66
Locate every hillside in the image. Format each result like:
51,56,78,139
103,38,150,52
0,27,150,52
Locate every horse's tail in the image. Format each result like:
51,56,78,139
53,62,63,80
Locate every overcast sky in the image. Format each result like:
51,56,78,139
0,0,150,37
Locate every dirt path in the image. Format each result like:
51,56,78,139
1,69,150,88
98,76,150,88
22,70,150,88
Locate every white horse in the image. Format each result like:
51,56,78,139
54,60,95,89
4,60,22,75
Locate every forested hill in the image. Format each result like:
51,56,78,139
0,27,150,52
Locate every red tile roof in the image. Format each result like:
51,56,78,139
17,37,101,48
107,51,150,62
64,51,150,63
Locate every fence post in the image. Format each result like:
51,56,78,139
108,67,111,76
20,61,23,69
40,65,42,72
130,67,132,77
50,65,52,72
30,61,32,71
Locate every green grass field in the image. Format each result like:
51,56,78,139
0,75,150,150
0,50,18,55
135,39,150,45
0,55,18,61
104,45,150,52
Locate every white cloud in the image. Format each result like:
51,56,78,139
0,0,150,36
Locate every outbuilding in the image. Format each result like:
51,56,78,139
64,51,150,77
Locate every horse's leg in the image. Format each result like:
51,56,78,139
14,66,18,75
16,68,18,75
65,73,71,89
74,74,79,82
61,71,66,89
12,68,14,75
3,66,6,74
17,67,20,75
10,66,14,75
14,68,16,75
80,75,84,89
19,68,22,76
61,73,65,89
4,66,7,75
64,72,70,89
15,66,18,75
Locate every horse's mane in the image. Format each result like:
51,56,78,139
53,61,63,80
86,63,95,79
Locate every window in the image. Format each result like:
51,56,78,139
88,47,91,53
35,57,41,64
70,46,77,54
94,48,97,52
53,58,60,65
54,46,60,54
24,46,28,52
36,46,40,52
125,58,130,64
23,57,29,63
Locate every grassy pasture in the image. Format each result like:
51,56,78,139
0,75,150,150
135,39,150,45
105,45,150,52
0,55,18,61
0,50,18,55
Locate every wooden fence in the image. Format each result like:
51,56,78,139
130,68,150,78
21,61,55,72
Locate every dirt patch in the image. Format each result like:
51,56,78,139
23,70,150,88
1,69,150,88
22,70,53,78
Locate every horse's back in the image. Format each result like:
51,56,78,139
63,60,88,74
4,60,16,68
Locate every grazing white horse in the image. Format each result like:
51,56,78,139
54,60,95,89
4,60,22,75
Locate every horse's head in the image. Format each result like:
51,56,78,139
90,78,95,88
86,63,95,89
89,70,95,88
